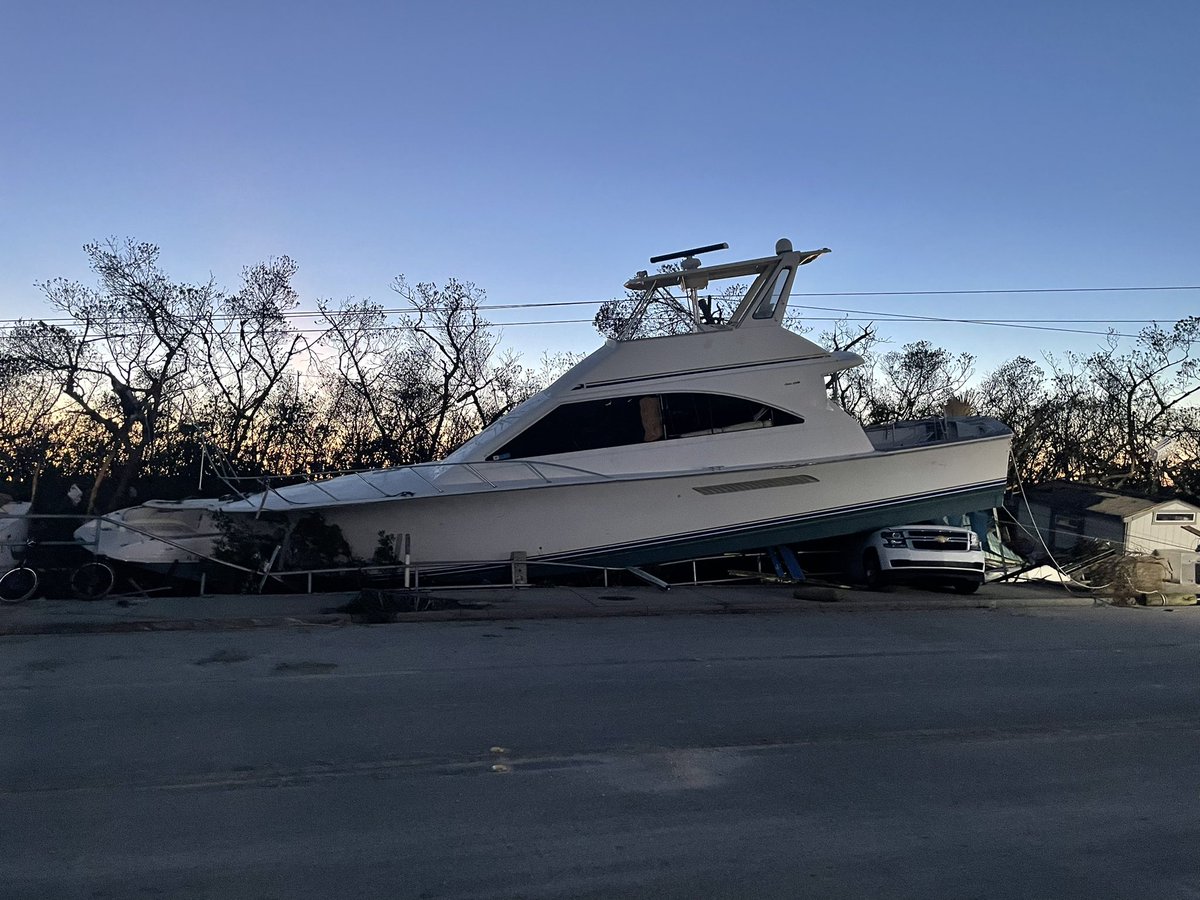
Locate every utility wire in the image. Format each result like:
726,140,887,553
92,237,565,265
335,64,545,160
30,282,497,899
3,296,1198,341
2,283,1199,327
5,314,1185,341
789,306,1149,340
796,285,1200,298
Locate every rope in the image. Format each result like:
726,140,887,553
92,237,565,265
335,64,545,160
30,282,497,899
1009,451,1087,597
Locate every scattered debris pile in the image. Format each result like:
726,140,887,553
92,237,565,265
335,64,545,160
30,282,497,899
1082,553,1196,606
335,589,498,622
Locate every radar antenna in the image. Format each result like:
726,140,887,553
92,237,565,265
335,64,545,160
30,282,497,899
649,242,728,265
643,243,729,329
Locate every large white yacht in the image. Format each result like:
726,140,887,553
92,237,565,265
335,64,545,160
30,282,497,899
76,239,1012,581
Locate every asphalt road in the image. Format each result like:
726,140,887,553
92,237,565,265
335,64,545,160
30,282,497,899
5,606,1200,899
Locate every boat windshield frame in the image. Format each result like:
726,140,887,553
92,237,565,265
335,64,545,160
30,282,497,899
617,245,830,340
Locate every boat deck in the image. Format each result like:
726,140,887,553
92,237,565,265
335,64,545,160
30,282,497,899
866,416,1012,452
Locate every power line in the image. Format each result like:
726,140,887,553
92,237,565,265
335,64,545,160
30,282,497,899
796,285,1200,298
2,283,1199,327
2,301,1197,342
0,315,1186,341
789,306,1148,340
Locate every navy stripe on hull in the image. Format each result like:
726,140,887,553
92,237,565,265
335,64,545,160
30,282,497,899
102,480,1007,587
536,480,1007,571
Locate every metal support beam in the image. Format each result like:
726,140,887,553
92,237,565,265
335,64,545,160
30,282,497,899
625,566,670,591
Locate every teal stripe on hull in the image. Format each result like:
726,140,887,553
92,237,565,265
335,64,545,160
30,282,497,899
105,481,1008,587
542,481,1007,571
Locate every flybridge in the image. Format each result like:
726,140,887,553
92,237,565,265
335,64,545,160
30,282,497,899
73,236,1011,590
618,238,831,339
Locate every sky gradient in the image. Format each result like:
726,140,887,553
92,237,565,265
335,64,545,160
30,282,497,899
2,0,1197,373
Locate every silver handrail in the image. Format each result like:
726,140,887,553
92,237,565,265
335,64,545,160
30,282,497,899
352,471,395,497
213,456,611,487
258,458,613,500
461,464,496,488
407,466,444,495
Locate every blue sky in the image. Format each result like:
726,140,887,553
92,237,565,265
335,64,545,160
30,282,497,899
2,0,1197,374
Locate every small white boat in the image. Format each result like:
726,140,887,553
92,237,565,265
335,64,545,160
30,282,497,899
76,239,1012,580
0,499,32,571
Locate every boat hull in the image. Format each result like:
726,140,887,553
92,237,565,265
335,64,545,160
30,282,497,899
316,434,1011,573
79,434,1011,582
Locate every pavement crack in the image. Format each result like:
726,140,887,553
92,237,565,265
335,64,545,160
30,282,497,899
272,660,339,675
194,649,252,666
6,715,1200,798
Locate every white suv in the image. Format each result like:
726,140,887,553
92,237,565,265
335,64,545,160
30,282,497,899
859,524,985,593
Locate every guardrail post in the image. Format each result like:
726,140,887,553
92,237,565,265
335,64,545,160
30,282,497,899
402,533,412,588
510,551,528,587
257,545,281,593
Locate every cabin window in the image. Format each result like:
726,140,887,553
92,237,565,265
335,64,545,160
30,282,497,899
491,392,802,459
1154,511,1196,523
752,267,792,319
660,393,800,437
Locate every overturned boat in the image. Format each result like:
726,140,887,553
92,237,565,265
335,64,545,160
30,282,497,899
76,239,1012,582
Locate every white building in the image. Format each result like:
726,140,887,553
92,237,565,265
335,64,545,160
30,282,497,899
1012,481,1200,584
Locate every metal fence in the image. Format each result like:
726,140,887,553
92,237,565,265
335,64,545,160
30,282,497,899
1,509,821,603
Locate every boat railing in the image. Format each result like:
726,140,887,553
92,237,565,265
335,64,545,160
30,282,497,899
0,508,780,599
398,459,611,494
867,418,949,449
214,458,615,505
866,415,1011,451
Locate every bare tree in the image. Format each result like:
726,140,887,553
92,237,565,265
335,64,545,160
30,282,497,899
1165,413,1200,502
864,340,975,424
314,298,421,468
1082,319,1200,490
973,319,1200,494
820,318,881,419
311,278,552,469
0,347,67,495
6,241,216,509
398,276,558,460
191,257,311,471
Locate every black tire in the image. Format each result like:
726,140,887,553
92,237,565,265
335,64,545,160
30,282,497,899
863,550,889,591
951,578,982,595
0,567,39,604
71,562,115,601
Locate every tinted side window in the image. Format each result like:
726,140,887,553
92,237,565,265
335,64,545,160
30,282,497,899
493,392,802,459
492,396,647,459
662,393,801,436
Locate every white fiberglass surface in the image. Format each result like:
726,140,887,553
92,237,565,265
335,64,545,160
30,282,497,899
0,502,32,568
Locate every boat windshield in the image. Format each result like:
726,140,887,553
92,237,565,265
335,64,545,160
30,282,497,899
441,389,557,463
618,242,829,339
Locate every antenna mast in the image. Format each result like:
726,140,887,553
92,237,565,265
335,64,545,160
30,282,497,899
647,242,728,329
